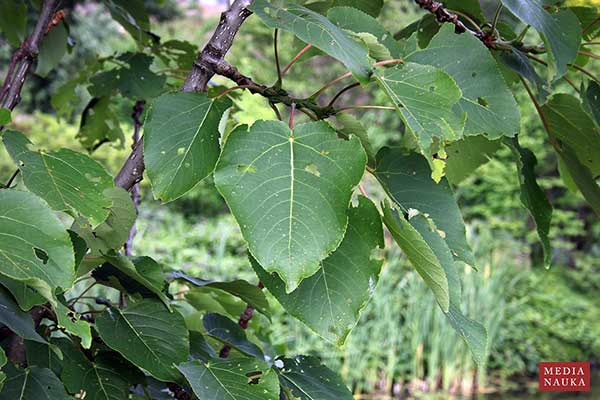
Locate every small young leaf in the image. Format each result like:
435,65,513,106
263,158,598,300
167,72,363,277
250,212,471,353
95,299,189,382
178,358,280,400
3,131,115,227
214,120,366,292
144,92,231,202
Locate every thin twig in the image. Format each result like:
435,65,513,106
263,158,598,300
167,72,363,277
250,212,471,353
578,50,600,60
289,103,296,129
281,44,312,76
491,4,503,33
446,9,482,32
583,15,600,35
274,29,282,86
328,82,361,107
336,105,396,113
5,169,20,188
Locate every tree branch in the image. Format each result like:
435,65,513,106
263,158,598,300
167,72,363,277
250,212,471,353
0,0,61,113
114,0,254,191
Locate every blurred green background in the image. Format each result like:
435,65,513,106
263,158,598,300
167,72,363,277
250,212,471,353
1,0,598,398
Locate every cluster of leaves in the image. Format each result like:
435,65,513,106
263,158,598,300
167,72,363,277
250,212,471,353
1,0,599,399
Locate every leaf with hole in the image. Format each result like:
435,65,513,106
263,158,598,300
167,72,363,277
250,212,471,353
95,299,189,382
3,131,114,227
0,190,74,298
178,358,280,400
144,92,231,202
214,120,366,292
254,196,384,345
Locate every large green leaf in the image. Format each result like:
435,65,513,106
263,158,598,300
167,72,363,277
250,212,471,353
500,0,581,78
55,302,92,349
406,25,520,140
375,148,475,266
170,273,270,319
583,81,600,126
0,365,72,400
177,358,280,400
144,92,231,202
3,131,114,227
95,299,189,382
542,94,600,177
0,190,74,295
375,63,464,156
381,203,449,312
275,356,353,400
203,313,264,359
0,287,45,343
254,196,383,345
508,139,553,267
251,0,372,84
445,136,502,184
215,120,366,292
60,343,132,400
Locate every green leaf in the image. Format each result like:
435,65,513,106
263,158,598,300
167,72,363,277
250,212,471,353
144,92,231,202
335,113,376,167
583,80,600,126
214,120,366,292
73,187,136,254
60,343,132,400
251,0,372,84
3,131,114,227
0,347,6,391
327,7,402,58
445,136,502,184
555,143,600,216
507,139,553,267
24,340,63,377
77,97,126,151
406,25,521,140
254,196,383,345
542,94,600,177
332,0,383,17
189,331,217,362
0,275,46,311
500,48,549,102
0,190,75,295
0,108,11,126
500,0,581,78
178,358,280,400
37,22,68,77
95,254,170,307
55,302,92,349
0,0,27,47
381,203,449,312
169,273,270,319
203,313,264,359
0,287,45,343
409,214,487,365
375,148,475,267
103,0,153,45
275,355,353,400
95,299,189,382
375,63,464,156
0,365,72,400
89,53,166,100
